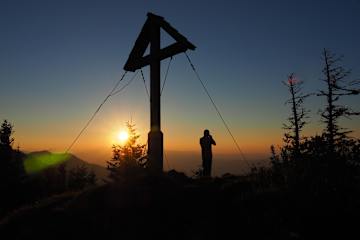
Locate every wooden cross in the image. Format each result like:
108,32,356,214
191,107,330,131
124,13,195,174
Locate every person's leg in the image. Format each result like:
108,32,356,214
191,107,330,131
203,158,210,177
201,155,206,176
208,158,212,177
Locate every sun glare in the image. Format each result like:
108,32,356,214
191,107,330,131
117,131,129,143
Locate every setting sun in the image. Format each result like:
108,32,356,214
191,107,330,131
117,131,129,143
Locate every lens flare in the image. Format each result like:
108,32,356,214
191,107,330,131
24,152,70,174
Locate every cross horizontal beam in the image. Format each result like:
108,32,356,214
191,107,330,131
123,12,195,72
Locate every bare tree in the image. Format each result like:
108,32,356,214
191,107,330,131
318,49,360,153
282,73,310,158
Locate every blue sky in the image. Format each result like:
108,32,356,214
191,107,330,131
0,0,359,168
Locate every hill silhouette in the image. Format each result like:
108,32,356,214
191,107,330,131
26,151,108,182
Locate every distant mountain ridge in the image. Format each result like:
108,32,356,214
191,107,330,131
27,151,108,181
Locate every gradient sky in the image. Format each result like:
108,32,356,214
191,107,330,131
1,0,359,171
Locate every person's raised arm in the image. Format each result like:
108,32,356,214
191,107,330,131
210,135,216,145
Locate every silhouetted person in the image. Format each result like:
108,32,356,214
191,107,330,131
200,129,216,177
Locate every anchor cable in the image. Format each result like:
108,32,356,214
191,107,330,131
140,69,150,98
161,56,173,95
184,52,252,169
111,71,139,96
65,71,138,153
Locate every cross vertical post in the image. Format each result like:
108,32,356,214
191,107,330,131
148,22,163,174
123,12,196,175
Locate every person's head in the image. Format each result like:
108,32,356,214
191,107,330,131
204,129,210,136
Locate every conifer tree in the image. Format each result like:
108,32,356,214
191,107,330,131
107,121,146,180
0,120,25,212
0,120,14,149
0,120,24,182
68,164,97,190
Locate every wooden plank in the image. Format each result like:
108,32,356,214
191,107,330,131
124,12,196,71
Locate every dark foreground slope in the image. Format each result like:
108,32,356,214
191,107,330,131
1,173,359,240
